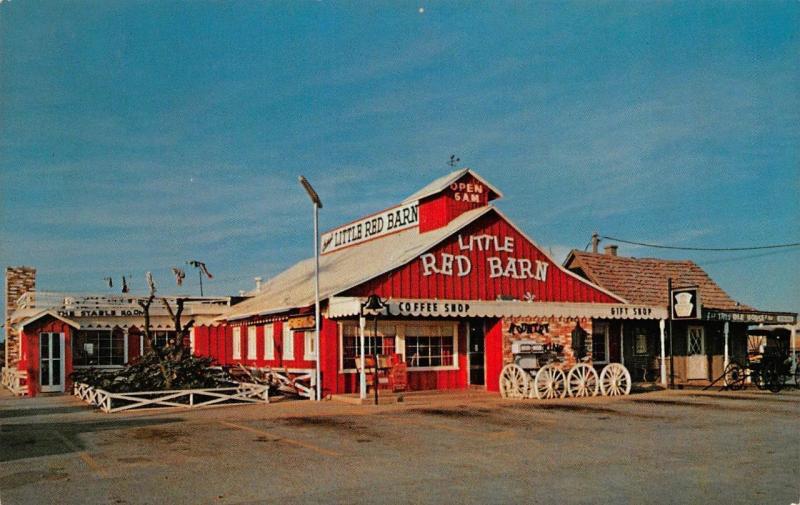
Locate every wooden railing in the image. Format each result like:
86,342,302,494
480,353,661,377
73,382,269,413
1,367,28,396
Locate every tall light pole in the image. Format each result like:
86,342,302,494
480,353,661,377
299,176,322,401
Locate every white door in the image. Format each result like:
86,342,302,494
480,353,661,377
40,332,65,393
686,326,707,380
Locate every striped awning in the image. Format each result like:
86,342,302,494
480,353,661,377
328,296,667,320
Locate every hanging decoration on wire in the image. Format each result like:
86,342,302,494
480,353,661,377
171,267,186,287
187,260,213,296
121,275,130,294
104,277,113,288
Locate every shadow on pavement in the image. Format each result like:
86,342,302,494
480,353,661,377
0,406,89,419
0,417,184,462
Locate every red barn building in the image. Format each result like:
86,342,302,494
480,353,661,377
208,169,666,397
10,169,789,398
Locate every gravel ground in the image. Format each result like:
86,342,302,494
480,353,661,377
0,387,798,504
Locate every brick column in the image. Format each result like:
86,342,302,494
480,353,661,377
4,267,36,368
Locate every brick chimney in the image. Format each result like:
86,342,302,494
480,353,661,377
604,245,618,256
4,266,36,368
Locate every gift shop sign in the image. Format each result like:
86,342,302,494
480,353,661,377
321,201,419,254
420,234,549,282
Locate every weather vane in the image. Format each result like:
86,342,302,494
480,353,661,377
447,154,460,168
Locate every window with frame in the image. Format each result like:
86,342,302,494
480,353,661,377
405,324,454,368
282,323,294,360
341,322,396,370
151,330,178,349
687,326,705,355
592,322,609,363
263,323,275,360
634,332,648,355
73,330,125,366
304,331,316,360
232,327,242,359
247,326,257,359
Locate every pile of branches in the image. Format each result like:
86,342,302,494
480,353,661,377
71,351,235,393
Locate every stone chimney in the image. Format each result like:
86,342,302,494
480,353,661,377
591,232,600,253
254,277,263,291
4,266,36,368
604,245,618,256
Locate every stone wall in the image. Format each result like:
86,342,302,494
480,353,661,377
4,266,36,368
501,315,594,369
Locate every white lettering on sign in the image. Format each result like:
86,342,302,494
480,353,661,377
486,257,548,280
421,253,472,277
450,182,484,203
458,234,514,252
321,201,419,254
421,233,548,282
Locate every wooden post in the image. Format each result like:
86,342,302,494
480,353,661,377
659,319,667,386
359,316,366,400
668,278,674,389
723,322,730,371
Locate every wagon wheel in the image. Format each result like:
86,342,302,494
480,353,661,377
600,363,631,396
567,364,598,397
751,367,767,390
794,362,800,388
723,362,745,391
764,362,784,394
533,365,566,400
499,364,529,399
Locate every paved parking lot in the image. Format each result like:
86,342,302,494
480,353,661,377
0,387,798,505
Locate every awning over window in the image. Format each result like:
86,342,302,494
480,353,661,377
328,297,667,320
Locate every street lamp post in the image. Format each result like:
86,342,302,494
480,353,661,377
361,294,386,405
299,176,323,402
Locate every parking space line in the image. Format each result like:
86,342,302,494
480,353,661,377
52,430,108,477
218,421,342,457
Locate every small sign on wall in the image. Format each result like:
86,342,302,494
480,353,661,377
671,287,701,320
288,315,315,330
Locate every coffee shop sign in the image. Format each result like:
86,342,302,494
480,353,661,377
420,234,549,281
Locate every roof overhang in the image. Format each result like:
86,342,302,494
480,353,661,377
328,296,667,320
402,168,504,204
17,310,80,330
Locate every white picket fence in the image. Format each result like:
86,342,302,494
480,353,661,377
73,382,270,413
1,367,28,396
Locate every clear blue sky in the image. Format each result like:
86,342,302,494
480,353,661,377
1,1,798,340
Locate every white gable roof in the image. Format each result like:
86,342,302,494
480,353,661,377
222,206,494,321
16,310,80,330
401,168,503,204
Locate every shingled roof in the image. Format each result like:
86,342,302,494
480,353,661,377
565,250,752,311
221,206,495,321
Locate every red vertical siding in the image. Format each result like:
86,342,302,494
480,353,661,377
21,318,73,397
344,211,619,303
484,318,503,392
128,326,142,362
418,173,492,233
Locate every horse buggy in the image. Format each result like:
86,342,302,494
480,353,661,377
499,340,632,399
722,329,799,393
